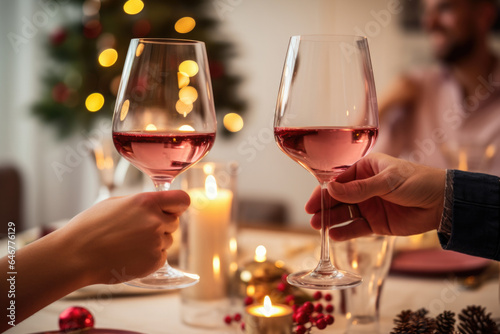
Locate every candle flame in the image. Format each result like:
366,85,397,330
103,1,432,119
352,259,358,270
213,255,220,277
254,245,267,262
205,175,217,200
263,296,273,317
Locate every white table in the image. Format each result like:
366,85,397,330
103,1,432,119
4,227,500,334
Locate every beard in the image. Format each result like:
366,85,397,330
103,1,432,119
434,33,477,64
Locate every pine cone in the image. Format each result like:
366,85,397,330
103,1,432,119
394,310,414,325
457,305,499,334
436,310,456,334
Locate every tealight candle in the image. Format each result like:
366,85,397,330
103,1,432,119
245,296,293,334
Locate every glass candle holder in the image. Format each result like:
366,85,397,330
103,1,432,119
333,235,395,334
179,162,239,328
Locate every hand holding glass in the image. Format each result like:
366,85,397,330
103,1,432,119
274,35,379,289
112,39,217,289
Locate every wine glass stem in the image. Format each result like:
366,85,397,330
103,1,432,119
154,180,172,192
316,182,336,274
153,180,172,270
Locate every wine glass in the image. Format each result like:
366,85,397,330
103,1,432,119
112,38,217,289
274,35,379,289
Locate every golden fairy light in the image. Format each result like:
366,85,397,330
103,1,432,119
175,99,193,116
145,123,157,131
177,72,190,89
120,99,130,121
85,93,104,112
98,48,118,67
175,17,196,34
123,0,144,15
254,245,267,263
179,86,198,104
135,43,144,57
223,113,244,132
179,60,199,77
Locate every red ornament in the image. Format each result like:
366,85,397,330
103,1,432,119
83,20,102,39
50,28,67,46
52,83,70,103
59,306,94,331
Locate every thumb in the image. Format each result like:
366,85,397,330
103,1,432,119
327,173,391,204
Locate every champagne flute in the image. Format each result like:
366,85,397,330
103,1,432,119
274,35,379,289
112,38,216,289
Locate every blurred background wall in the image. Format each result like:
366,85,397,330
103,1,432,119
1,0,497,230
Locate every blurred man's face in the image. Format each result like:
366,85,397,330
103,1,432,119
422,0,480,64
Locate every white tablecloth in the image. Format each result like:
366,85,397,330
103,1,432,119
4,227,500,334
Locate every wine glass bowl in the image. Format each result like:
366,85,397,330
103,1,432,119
274,35,379,289
112,38,216,289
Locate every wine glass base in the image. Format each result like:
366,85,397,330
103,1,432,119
287,269,362,290
124,267,200,290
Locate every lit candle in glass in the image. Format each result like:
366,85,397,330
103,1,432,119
245,296,293,334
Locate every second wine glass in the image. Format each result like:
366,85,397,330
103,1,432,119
274,35,379,289
112,38,217,289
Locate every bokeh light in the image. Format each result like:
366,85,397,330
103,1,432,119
175,99,193,116
85,93,105,112
145,123,157,131
135,43,144,57
98,48,118,67
179,60,199,77
179,86,198,104
177,72,190,89
175,17,196,34
123,0,144,15
120,100,130,121
223,113,244,132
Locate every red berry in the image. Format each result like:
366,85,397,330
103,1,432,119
233,313,242,322
324,293,332,301
303,301,314,314
295,312,309,325
313,291,323,300
281,273,288,282
224,315,232,325
285,295,295,305
292,304,299,312
325,314,334,325
241,322,245,330
326,304,334,313
277,282,286,292
316,318,327,330
244,296,254,306
314,303,323,313
295,325,307,334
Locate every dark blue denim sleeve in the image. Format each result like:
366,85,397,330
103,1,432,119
438,170,500,261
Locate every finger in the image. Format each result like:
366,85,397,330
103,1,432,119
156,190,191,215
305,185,322,214
327,171,394,204
328,218,373,241
305,186,342,214
310,204,364,230
163,216,180,234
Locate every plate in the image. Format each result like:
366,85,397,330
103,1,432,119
31,329,144,334
390,248,491,276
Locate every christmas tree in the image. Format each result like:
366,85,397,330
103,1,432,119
33,0,246,138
